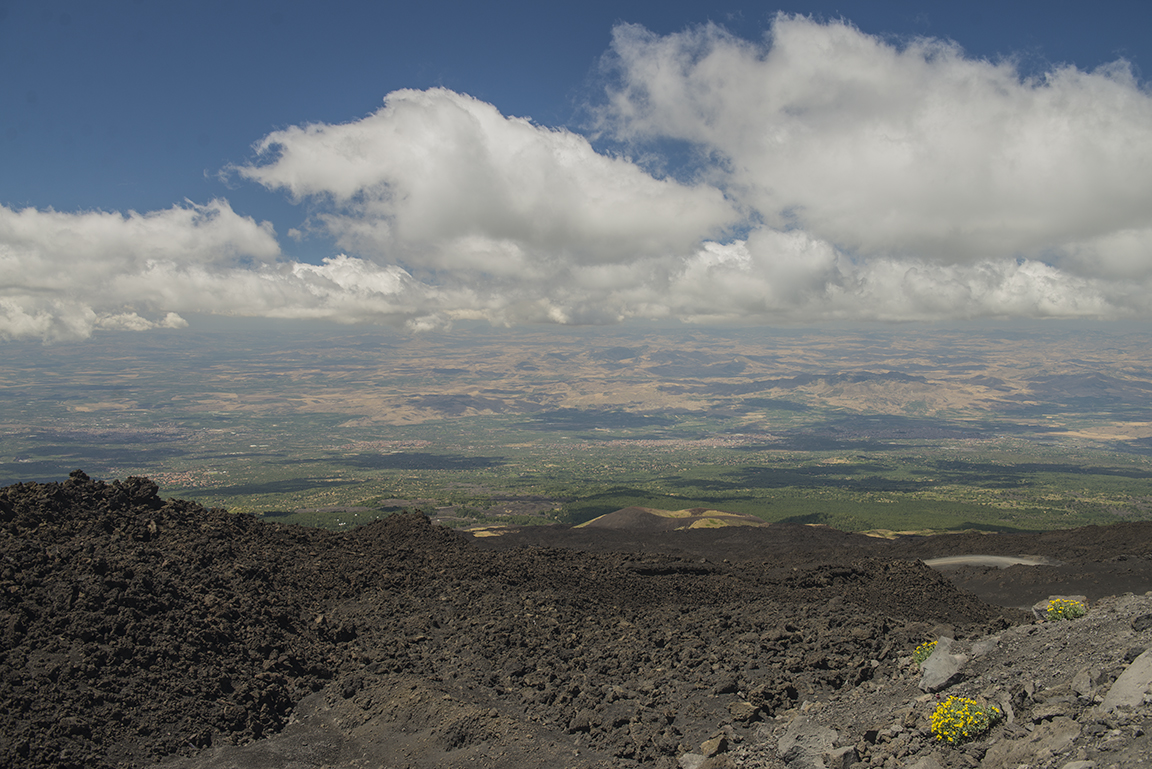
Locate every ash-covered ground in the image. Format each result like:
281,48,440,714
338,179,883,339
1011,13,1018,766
2,472,1150,769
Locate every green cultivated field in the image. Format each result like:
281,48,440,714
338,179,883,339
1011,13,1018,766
3,408,1150,533
3,320,1152,533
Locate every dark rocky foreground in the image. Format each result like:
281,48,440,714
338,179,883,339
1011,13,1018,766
1,472,1151,769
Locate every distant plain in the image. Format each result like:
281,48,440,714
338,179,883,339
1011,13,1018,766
3,318,1152,533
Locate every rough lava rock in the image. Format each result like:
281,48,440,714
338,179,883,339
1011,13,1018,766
728,592,1152,768
918,637,967,693
2,472,1151,769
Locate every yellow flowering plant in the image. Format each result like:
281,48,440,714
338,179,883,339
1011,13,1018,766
930,696,1002,743
1046,598,1087,621
912,640,937,665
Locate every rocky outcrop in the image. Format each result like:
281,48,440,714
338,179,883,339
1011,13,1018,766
727,593,1152,769
1098,648,1152,714
917,637,967,693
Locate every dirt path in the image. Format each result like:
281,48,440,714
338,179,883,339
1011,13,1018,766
921,555,1057,568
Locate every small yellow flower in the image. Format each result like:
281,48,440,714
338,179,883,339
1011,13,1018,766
930,697,1001,744
1046,599,1087,621
913,640,937,665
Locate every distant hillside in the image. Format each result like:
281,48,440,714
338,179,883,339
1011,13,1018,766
575,505,769,532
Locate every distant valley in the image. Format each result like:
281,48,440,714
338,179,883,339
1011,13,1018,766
3,319,1152,532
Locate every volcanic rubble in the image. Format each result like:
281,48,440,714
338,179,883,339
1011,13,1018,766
2,471,1152,769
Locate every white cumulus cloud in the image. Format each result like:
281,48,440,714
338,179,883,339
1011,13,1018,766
3,16,1152,340
235,87,739,273
598,17,1152,266
0,202,448,340
0,200,279,340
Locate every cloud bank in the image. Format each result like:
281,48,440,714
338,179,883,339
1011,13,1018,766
3,15,1151,340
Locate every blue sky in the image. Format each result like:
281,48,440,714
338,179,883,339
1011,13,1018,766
2,0,1152,340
